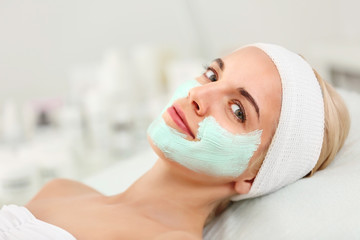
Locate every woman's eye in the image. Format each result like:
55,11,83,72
204,68,218,82
231,103,246,123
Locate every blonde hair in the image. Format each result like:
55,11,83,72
205,69,351,225
306,69,350,176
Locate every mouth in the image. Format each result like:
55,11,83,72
167,105,195,139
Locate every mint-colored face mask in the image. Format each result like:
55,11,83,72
147,80,262,178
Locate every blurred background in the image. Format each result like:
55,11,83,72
0,0,359,205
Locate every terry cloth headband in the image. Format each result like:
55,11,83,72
231,43,325,201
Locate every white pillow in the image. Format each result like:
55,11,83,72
203,88,360,239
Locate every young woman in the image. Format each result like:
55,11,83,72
1,43,350,240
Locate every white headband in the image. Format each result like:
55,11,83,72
231,43,325,201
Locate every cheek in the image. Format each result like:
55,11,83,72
256,98,280,136
210,108,247,136
254,122,276,160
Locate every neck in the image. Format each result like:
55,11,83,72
111,158,236,235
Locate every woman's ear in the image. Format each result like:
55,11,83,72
234,173,256,195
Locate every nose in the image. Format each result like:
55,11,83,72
188,83,220,116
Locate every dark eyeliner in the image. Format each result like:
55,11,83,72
202,65,218,81
232,99,247,123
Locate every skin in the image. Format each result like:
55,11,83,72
25,47,282,240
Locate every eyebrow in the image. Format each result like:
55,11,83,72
214,58,224,71
238,88,260,119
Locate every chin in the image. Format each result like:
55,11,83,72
146,134,218,180
146,134,192,173
147,134,168,161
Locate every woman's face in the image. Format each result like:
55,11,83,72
148,46,282,179
161,47,281,158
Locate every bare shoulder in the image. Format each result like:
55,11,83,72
26,178,102,203
153,231,201,240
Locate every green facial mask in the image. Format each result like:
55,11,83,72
147,80,262,177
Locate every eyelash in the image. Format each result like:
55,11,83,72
202,64,247,123
202,64,218,82
231,100,247,123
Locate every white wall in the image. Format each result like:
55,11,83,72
0,0,359,103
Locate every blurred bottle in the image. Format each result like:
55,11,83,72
29,99,77,183
0,100,36,206
0,149,38,206
130,46,171,139
0,100,24,149
82,48,136,164
57,104,85,177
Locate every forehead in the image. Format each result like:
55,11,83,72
222,46,282,139
222,46,279,81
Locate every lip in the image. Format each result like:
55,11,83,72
167,105,195,138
